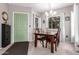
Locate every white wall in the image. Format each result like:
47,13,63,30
73,4,79,45
71,11,75,43
0,3,9,48
59,13,65,42
55,6,72,42
60,6,72,42
0,4,9,24
32,11,41,29
65,18,71,42
41,13,47,30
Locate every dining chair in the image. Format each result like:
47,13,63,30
53,30,60,51
45,30,58,52
35,28,46,47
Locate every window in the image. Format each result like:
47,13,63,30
35,18,38,28
48,16,60,29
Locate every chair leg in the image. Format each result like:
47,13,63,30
57,40,59,46
45,40,47,48
42,40,44,47
51,42,54,53
55,42,57,51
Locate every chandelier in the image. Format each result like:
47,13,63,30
45,4,57,16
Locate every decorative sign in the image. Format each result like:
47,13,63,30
2,11,8,24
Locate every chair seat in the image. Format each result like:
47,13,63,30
37,36,45,38
37,35,46,47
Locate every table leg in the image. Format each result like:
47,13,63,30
51,37,54,53
55,42,57,51
51,41,54,53
45,40,47,48
35,34,37,47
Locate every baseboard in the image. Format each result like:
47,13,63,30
0,43,13,49
28,40,34,42
0,43,13,55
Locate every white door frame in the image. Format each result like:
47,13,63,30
12,12,29,43
60,13,65,42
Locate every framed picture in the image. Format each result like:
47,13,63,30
65,16,70,21
43,20,45,23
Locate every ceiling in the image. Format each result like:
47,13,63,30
9,3,73,12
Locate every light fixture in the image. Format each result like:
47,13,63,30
45,11,48,16
49,10,53,15
45,4,57,16
53,11,57,15
45,11,57,16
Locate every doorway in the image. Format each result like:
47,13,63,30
14,12,28,42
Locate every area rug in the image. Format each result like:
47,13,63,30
3,42,29,55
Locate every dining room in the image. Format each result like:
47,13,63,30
28,3,79,55
0,3,79,55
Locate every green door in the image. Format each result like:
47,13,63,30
14,13,28,42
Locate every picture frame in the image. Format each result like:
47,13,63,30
65,16,70,21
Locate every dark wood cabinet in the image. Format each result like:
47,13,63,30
2,24,11,48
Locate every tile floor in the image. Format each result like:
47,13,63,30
0,41,79,55
28,41,79,55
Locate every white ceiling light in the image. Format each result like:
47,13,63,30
49,10,53,15
45,4,57,16
51,11,57,16
45,11,48,16
45,10,57,16
53,11,57,15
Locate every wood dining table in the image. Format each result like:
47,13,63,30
34,33,56,53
